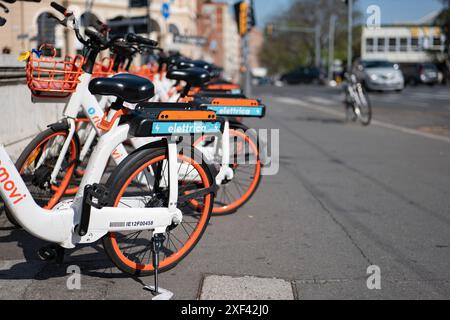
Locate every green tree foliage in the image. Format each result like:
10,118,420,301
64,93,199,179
260,0,361,74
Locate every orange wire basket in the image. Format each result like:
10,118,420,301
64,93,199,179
26,44,85,100
92,57,116,78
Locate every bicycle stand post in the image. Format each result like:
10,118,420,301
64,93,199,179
143,233,174,300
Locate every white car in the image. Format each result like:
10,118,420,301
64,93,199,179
354,60,405,92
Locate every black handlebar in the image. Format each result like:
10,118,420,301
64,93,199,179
126,33,158,47
85,28,108,47
0,3,9,13
50,1,70,17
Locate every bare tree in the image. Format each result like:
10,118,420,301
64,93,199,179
260,0,361,74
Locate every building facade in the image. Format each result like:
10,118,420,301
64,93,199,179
0,0,201,58
197,1,241,81
1,0,241,79
361,25,446,63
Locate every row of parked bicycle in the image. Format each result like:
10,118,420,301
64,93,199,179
0,1,267,298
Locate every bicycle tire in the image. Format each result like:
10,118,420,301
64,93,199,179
355,86,372,126
193,125,262,215
103,146,215,277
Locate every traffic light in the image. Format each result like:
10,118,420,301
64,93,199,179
266,23,274,36
234,1,249,37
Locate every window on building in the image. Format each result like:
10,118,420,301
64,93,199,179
81,12,100,29
169,24,180,35
388,38,397,52
400,38,408,52
366,38,374,52
411,37,420,51
37,12,57,47
108,16,161,36
377,38,385,52
433,37,442,47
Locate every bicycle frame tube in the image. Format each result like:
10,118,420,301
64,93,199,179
215,120,233,185
0,122,182,248
50,118,76,184
79,125,97,162
48,73,130,181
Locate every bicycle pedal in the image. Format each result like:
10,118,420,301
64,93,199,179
38,244,65,264
85,184,109,209
38,246,57,261
77,184,110,237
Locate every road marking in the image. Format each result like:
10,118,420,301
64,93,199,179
306,96,336,106
272,96,450,144
408,92,450,101
200,275,295,300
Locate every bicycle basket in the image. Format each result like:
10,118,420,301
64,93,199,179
26,44,85,100
92,57,115,78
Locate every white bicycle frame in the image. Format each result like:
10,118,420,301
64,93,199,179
0,108,182,249
35,64,232,215
45,70,164,186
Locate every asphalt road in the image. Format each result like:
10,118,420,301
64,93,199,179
1,84,450,300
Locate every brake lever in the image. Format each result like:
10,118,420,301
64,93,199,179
47,12,67,27
139,45,163,54
0,3,9,13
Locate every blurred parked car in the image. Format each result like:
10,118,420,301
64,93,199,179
252,76,273,86
353,60,405,92
280,66,322,85
401,63,439,86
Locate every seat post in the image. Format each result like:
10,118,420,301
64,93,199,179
180,83,192,98
110,98,125,110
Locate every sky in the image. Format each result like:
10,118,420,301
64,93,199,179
253,0,445,27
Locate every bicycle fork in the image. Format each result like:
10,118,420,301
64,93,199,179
215,120,234,185
144,139,178,300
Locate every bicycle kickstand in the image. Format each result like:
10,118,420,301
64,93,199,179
143,233,174,300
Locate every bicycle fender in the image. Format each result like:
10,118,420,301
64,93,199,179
48,120,69,132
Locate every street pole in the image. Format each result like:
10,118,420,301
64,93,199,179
244,31,252,97
147,0,152,39
20,1,25,50
328,14,337,82
315,24,321,68
243,0,252,97
347,0,353,73
63,0,69,55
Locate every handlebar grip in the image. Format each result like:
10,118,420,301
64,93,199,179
0,17,6,27
94,19,109,32
51,2,70,16
126,33,158,47
85,28,107,47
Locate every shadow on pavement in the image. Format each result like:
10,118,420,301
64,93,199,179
0,220,140,282
295,116,346,124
